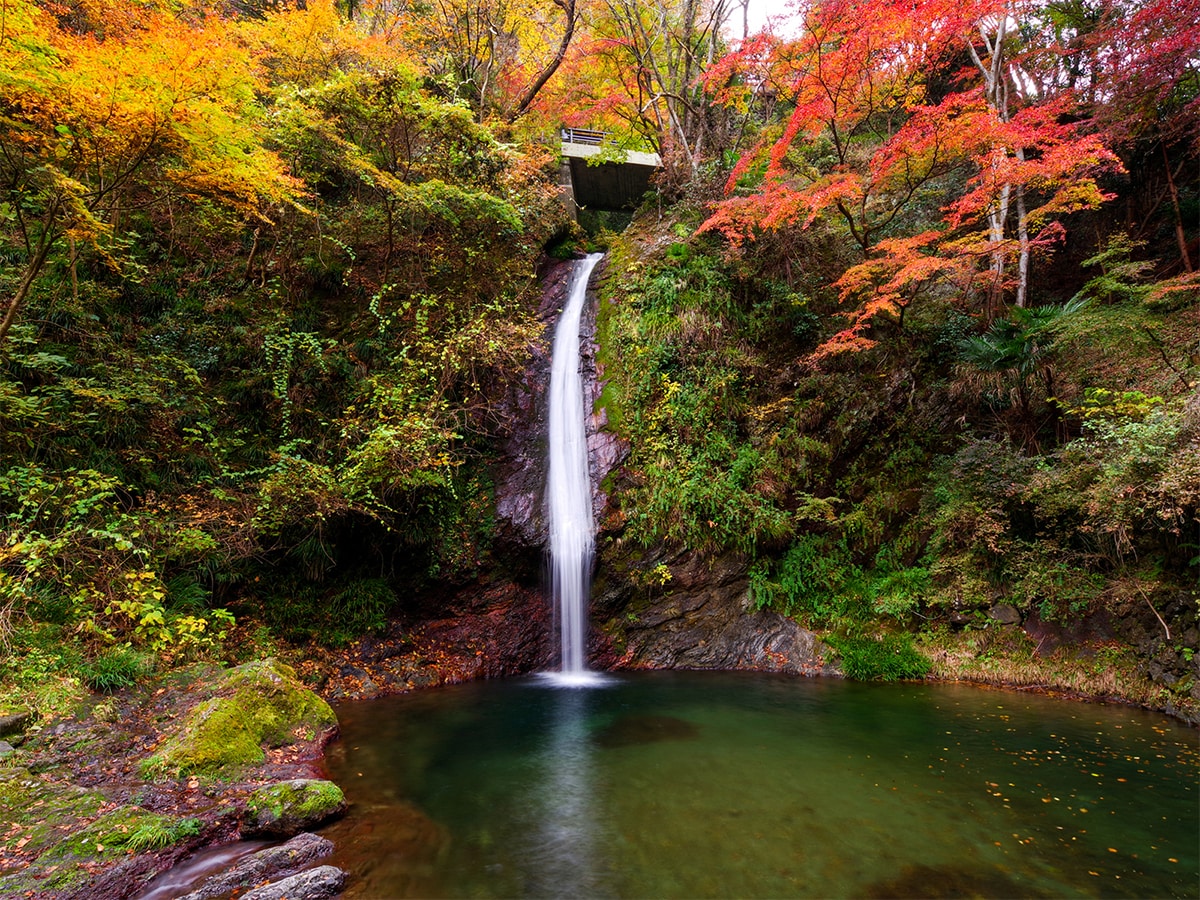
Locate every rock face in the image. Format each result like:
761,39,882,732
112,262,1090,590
244,779,347,838
989,603,1022,626
493,256,629,559
321,580,554,701
579,257,630,529
595,546,835,676
146,659,337,777
330,257,822,694
492,259,567,555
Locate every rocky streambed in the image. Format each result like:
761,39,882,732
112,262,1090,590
0,659,349,899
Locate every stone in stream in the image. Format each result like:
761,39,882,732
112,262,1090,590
241,865,346,900
144,659,337,778
243,779,347,837
176,832,334,900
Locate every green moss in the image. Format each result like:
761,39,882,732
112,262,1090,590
144,658,336,778
44,806,201,861
8,806,202,893
0,768,106,855
246,778,346,834
0,774,203,895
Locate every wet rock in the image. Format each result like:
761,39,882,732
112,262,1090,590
0,741,14,759
988,603,1021,625
493,256,627,558
416,582,554,679
177,833,334,900
241,865,346,900
580,258,629,526
243,779,347,838
321,581,554,700
492,260,567,554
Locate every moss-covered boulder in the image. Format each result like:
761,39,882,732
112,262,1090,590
244,779,347,837
145,659,336,778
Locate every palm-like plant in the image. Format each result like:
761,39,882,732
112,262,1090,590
957,298,1089,448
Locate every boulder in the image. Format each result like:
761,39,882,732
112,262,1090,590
243,779,347,838
0,711,35,739
988,603,1022,626
241,865,347,900
145,659,336,778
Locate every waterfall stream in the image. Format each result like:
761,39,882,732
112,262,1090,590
547,253,602,681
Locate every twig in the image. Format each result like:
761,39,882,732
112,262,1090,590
1139,325,1192,393
1138,585,1171,641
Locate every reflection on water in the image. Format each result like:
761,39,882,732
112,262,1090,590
322,673,1199,899
524,686,606,898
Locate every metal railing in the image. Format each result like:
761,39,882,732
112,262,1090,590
560,127,608,146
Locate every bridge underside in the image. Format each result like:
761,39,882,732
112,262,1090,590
561,141,661,212
565,157,657,211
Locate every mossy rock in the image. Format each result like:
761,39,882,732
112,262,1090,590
145,659,336,778
244,778,347,837
0,774,202,895
40,805,202,865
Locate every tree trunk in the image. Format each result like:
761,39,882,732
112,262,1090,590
1015,154,1030,308
1162,142,1194,274
510,0,576,120
985,178,1010,318
68,236,79,304
0,238,56,350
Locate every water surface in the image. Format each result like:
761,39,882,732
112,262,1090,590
321,673,1198,898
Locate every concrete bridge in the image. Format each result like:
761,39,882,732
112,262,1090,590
559,128,661,215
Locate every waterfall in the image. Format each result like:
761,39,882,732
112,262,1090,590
547,253,602,680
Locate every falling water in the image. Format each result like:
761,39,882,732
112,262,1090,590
547,253,603,680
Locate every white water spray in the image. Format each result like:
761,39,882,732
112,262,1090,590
547,253,602,680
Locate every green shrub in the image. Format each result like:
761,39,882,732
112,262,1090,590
125,816,202,852
866,565,931,619
82,647,148,692
329,578,396,638
749,535,861,622
828,633,931,681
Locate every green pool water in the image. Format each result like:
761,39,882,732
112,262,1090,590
320,673,1198,898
